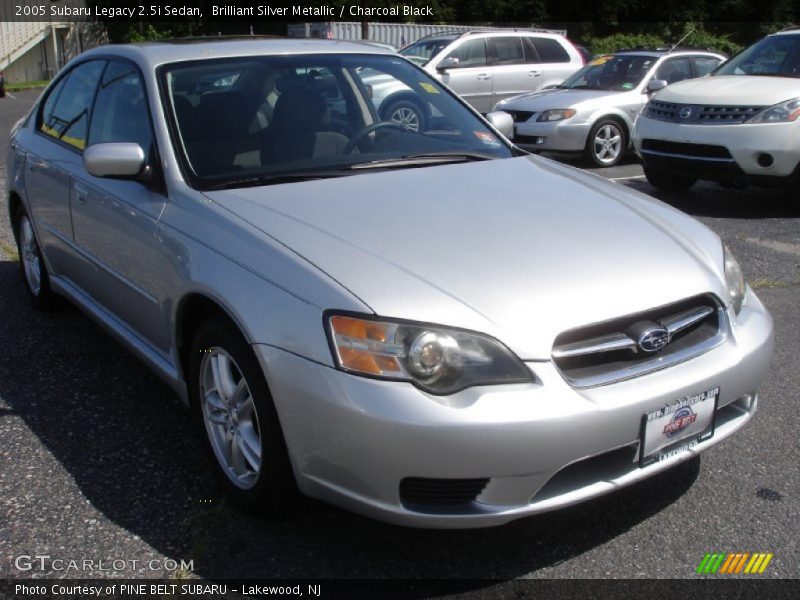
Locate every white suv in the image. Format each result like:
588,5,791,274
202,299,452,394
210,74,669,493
400,30,584,113
633,27,800,192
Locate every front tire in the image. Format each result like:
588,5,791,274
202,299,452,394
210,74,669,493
584,119,626,167
189,316,297,513
382,99,425,133
15,209,58,309
644,166,697,191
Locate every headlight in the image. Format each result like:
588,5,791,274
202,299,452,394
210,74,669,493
745,98,800,124
537,109,577,122
326,314,533,394
723,247,746,315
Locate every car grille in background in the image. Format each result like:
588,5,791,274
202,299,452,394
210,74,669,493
552,294,725,388
503,110,535,123
399,477,489,508
645,101,765,124
641,139,732,160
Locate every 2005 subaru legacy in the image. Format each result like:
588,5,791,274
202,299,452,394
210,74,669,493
6,38,773,528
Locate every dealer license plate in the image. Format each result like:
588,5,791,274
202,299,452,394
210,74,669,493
640,387,719,467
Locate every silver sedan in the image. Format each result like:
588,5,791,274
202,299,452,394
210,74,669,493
494,50,725,166
7,39,771,528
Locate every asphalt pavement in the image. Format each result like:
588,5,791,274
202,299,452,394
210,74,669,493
0,90,798,586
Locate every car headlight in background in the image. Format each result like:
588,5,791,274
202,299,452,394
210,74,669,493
724,247,746,315
327,315,533,394
745,98,800,123
536,109,577,122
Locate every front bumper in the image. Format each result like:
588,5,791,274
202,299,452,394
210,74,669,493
255,291,773,528
633,117,800,182
512,118,591,152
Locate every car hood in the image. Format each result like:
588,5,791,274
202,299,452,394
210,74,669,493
496,88,625,111
205,156,726,359
656,75,800,105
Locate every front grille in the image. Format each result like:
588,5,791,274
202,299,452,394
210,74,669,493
504,110,535,123
641,139,732,160
645,100,679,121
399,477,489,507
552,294,725,388
645,101,765,124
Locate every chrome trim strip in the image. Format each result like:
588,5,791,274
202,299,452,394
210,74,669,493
552,333,636,359
662,306,715,336
640,149,735,163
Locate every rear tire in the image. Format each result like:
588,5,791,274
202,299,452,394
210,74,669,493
14,208,58,310
644,166,697,191
189,316,297,513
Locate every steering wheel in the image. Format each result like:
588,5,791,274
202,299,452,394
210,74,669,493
343,121,407,154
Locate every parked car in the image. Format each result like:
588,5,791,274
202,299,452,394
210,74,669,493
494,49,725,167
633,27,800,191
399,30,584,113
7,39,773,528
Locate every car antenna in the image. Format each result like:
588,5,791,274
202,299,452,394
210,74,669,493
669,27,696,52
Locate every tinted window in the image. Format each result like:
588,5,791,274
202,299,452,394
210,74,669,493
693,56,722,76
39,60,105,150
560,54,655,91
446,39,488,68
88,60,152,151
529,38,570,63
655,57,693,84
715,34,800,77
492,37,525,66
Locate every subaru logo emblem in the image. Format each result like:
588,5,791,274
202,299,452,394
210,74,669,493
679,106,693,119
638,327,671,352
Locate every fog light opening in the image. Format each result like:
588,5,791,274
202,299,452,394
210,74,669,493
756,153,774,168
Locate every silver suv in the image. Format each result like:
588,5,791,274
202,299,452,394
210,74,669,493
400,30,584,113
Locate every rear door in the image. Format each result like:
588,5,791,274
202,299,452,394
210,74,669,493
70,59,171,352
434,38,493,112
527,36,578,88
487,36,539,107
24,60,106,277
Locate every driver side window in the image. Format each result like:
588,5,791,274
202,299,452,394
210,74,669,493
446,39,488,68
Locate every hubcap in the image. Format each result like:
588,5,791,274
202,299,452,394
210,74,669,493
593,124,622,164
19,217,42,296
199,348,262,489
390,106,420,132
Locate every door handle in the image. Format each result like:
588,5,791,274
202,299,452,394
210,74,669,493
529,70,541,77
73,182,89,203
28,160,47,172
477,73,492,80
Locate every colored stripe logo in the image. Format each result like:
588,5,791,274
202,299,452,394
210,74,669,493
696,552,773,574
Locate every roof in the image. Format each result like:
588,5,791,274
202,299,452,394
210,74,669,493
78,37,393,69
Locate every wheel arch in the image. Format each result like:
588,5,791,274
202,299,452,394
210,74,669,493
589,112,632,148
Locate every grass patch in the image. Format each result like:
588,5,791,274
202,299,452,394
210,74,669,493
750,278,790,289
4,80,50,91
0,239,18,260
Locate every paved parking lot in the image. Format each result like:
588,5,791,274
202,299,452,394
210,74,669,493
1,89,798,584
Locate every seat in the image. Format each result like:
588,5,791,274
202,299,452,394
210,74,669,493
260,86,348,166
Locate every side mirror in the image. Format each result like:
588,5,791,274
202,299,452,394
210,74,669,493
647,79,667,93
436,57,460,72
84,143,146,179
486,111,514,139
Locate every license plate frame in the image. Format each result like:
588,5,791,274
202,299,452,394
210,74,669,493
639,387,719,468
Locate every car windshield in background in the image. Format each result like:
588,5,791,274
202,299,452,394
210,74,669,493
161,53,512,190
399,38,454,64
559,54,656,91
714,33,800,77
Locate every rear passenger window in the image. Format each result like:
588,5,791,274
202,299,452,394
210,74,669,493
693,57,722,76
529,38,570,63
492,37,526,65
446,39,488,68
38,60,105,151
88,60,153,152
655,57,693,84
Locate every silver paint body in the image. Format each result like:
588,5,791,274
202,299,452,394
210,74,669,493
7,40,773,527
495,51,726,152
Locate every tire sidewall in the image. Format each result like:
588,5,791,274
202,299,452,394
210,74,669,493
586,119,626,168
382,98,426,132
14,209,56,309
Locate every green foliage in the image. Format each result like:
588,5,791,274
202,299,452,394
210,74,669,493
127,24,170,42
585,24,744,56
587,33,667,55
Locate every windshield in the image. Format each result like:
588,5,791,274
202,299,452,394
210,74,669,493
714,33,800,77
399,38,454,64
161,53,513,190
559,54,656,91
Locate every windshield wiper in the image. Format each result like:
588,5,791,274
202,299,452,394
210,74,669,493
349,152,495,170
203,171,348,190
